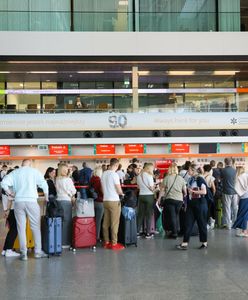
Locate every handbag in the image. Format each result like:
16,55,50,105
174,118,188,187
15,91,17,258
160,175,178,207
46,198,64,219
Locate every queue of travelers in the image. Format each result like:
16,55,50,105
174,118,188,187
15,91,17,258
1,156,248,260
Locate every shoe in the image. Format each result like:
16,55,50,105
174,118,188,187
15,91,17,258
1,250,6,256
199,244,208,249
154,230,160,235
236,232,248,237
176,244,188,250
34,251,48,259
111,243,125,250
145,234,153,239
20,253,28,261
5,250,20,258
103,242,112,249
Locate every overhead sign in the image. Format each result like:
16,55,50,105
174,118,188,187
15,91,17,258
49,145,68,155
125,144,145,154
0,145,10,156
171,144,190,153
95,144,115,155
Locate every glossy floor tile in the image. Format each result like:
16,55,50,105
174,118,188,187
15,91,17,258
1,222,248,300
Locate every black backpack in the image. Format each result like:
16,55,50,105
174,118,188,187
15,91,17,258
46,198,64,219
196,177,214,204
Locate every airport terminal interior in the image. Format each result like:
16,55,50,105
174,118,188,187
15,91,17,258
1,1,248,299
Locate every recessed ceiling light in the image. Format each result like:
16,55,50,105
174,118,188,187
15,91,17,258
46,80,51,82
29,71,58,74
138,71,150,76
77,71,104,74
69,75,73,78
168,71,195,75
214,71,239,75
0,71,10,74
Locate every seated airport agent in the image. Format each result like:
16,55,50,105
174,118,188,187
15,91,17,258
1,159,49,261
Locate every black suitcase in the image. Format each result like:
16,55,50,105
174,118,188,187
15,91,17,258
118,214,137,247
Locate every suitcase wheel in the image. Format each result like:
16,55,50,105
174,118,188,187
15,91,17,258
92,246,96,252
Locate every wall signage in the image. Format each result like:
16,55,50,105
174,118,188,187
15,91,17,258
49,145,68,155
125,144,145,154
0,145,10,156
95,144,115,155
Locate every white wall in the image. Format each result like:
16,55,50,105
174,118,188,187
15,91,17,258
0,32,248,56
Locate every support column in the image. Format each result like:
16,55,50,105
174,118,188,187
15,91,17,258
132,66,139,112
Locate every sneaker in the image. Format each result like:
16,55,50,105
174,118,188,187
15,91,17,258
5,250,20,258
176,244,188,250
20,253,28,261
199,244,208,249
103,242,112,249
137,233,142,238
34,251,48,259
1,250,6,257
111,243,125,251
145,234,153,239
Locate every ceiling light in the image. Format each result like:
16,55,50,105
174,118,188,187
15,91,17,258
29,71,58,74
168,71,195,75
119,0,128,5
0,71,10,74
214,71,239,75
77,71,104,74
138,71,150,76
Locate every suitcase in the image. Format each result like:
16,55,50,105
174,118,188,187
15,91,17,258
13,218,35,250
215,198,223,228
118,214,137,247
72,217,97,250
41,216,62,256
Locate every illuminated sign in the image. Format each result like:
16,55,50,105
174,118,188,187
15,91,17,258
49,145,68,155
125,144,145,154
0,146,10,156
95,144,115,155
171,144,190,153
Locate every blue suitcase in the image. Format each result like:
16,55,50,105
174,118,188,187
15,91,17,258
41,216,62,256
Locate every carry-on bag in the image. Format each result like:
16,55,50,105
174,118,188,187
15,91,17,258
13,218,34,250
118,212,137,247
72,217,97,250
75,198,95,218
41,216,62,256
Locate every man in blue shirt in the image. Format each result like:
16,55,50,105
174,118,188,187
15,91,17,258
2,159,49,261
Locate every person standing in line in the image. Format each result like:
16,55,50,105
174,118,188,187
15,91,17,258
56,163,76,248
203,164,216,230
1,169,20,258
179,161,191,184
221,158,238,229
44,167,57,200
90,166,104,241
116,164,125,184
0,164,8,200
1,159,49,261
101,158,125,250
79,162,93,199
71,165,79,183
177,165,208,250
137,163,155,239
233,167,248,237
158,163,187,239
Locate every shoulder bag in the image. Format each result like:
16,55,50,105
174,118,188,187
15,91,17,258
160,175,178,207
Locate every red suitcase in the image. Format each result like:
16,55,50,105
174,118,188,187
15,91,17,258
72,217,97,250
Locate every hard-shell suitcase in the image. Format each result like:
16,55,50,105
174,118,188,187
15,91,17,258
118,214,137,247
215,198,223,228
13,218,34,250
72,217,97,250
41,216,62,256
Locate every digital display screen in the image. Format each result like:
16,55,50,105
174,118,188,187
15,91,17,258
199,143,217,154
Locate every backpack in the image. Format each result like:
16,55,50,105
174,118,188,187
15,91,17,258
46,198,64,219
196,177,214,204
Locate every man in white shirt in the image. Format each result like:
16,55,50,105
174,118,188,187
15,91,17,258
101,158,125,250
1,159,49,261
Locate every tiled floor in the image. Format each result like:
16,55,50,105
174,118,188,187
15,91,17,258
1,215,248,300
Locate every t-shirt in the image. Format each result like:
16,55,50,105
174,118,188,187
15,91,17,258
203,174,215,188
137,172,154,195
101,170,120,201
163,175,186,201
116,170,125,183
179,170,191,184
221,166,236,195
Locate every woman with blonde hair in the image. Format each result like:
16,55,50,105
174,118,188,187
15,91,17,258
233,166,248,237
137,163,155,238
56,163,76,247
158,163,186,239
90,166,104,241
